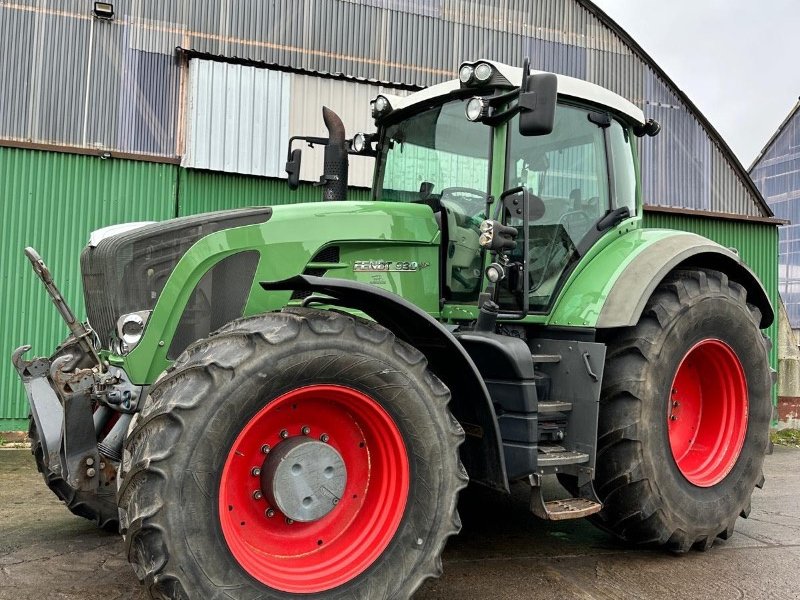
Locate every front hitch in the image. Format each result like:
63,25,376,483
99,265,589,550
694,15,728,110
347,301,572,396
13,248,141,493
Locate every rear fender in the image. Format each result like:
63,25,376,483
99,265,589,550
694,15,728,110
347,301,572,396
549,230,773,330
596,233,773,329
261,275,510,492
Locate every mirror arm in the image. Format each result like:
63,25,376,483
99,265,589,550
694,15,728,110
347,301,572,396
287,135,328,160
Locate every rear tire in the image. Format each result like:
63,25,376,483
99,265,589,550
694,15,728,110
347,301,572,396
592,268,771,552
118,308,466,599
28,417,119,531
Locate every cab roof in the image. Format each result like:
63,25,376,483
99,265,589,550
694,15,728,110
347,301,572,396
381,59,645,125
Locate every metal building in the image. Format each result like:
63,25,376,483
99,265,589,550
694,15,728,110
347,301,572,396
0,0,781,429
750,100,800,326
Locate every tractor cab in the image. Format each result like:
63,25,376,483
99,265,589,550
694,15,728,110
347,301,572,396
367,59,653,317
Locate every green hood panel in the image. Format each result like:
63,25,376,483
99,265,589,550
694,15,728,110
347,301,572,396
124,201,440,382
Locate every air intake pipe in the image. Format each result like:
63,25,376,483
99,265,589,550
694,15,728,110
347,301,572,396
321,106,348,201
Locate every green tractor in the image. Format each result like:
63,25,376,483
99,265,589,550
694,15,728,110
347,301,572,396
14,58,773,599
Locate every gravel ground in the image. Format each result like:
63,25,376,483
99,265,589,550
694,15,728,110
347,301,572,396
1,446,799,599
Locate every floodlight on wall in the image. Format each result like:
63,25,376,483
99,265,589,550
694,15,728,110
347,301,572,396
93,2,114,19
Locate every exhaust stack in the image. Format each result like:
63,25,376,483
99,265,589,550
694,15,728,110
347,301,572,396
321,106,348,201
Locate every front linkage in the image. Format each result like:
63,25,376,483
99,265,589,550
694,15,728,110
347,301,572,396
13,248,142,513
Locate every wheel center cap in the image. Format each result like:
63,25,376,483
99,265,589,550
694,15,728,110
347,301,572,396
261,437,347,522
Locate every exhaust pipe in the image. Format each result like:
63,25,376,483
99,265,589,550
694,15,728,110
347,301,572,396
321,106,348,201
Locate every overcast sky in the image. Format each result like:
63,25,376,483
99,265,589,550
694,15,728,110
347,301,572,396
592,0,799,168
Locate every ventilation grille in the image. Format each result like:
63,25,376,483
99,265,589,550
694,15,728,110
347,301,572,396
290,246,340,301
167,251,260,359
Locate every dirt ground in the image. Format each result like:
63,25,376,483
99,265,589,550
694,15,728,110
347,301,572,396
1,446,799,599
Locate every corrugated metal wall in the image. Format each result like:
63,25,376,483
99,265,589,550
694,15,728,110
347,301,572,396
0,0,766,217
0,0,782,425
751,104,800,326
0,146,176,429
642,209,779,378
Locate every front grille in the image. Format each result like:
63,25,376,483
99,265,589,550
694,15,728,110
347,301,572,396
81,207,272,347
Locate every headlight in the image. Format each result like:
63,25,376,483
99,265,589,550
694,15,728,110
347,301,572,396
465,97,489,122
486,263,505,283
459,64,474,84
474,62,493,81
116,310,151,353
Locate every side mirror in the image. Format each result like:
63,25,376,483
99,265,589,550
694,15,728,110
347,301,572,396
286,148,302,190
518,73,557,137
633,118,661,137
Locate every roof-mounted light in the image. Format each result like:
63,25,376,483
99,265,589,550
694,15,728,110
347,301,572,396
371,95,392,119
474,62,493,82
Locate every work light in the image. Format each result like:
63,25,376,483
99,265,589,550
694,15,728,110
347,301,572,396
465,97,489,122
474,62,493,81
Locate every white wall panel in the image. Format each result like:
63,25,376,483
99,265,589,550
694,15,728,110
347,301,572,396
183,59,290,177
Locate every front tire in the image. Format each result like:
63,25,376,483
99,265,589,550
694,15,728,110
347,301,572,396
593,268,771,552
118,309,466,598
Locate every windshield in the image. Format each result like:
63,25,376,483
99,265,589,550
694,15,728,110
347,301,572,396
374,99,493,300
374,99,492,203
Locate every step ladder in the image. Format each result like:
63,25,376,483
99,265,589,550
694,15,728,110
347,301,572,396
529,445,602,521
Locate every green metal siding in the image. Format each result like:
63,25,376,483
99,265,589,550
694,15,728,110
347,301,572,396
642,210,780,381
177,169,372,216
0,149,781,427
0,147,176,430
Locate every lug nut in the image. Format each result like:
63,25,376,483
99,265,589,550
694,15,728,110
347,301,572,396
670,415,678,421
251,467,261,477
85,457,94,466
285,517,294,525
320,433,330,443
253,490,263,500
261,444,271,454
332,498,339,505
265,508,275,518
280,429,289,439
86,468,96,477
673,401,680,408
301,426,311,436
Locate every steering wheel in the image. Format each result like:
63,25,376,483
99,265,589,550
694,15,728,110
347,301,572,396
439,187,489,227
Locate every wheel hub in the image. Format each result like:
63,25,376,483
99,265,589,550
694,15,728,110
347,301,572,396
261,437,347,522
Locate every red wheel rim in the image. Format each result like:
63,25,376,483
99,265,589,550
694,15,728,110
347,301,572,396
667,339,748,487
219,385,410,593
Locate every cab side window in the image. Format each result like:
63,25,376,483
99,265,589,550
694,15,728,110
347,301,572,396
504,104,610,310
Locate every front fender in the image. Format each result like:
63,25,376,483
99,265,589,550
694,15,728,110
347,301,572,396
549,230,773,329
262,275,510,492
